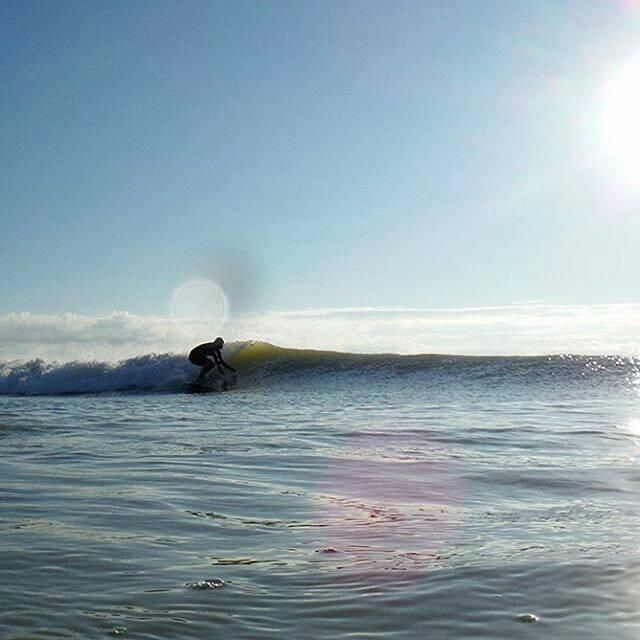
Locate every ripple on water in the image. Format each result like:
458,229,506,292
2,382,640,639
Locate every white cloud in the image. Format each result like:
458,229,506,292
228,303,640,356
0,312,187,361
1,303,639,362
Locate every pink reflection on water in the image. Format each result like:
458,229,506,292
313,432,464,577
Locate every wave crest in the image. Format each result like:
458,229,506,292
0,342,637,396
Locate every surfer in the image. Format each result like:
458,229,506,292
189,337,236,383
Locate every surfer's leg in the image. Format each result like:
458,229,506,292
197,358,215,382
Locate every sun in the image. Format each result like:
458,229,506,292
601,55,640,185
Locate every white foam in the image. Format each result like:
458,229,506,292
0,353,192,395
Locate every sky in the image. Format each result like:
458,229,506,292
2,0,640,359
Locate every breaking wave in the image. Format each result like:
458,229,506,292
0,341,638,396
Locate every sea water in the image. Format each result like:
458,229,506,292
2,344,640,639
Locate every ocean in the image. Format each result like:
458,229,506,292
2,342,640,639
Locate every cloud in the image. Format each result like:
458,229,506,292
1,303,639,362
0,312,185,361
229,303,640,356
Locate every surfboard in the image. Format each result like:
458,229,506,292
185,371,237,393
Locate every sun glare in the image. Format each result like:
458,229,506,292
627,419,640,438
601,55,640,184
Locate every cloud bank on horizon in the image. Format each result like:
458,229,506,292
1,303,639,362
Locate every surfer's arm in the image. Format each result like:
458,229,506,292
211,351,224,373
214,351,236,372
219,358,236,372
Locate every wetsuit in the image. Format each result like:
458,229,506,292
189,342,235,375
188,342,217,367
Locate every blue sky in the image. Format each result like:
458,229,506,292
2,0,640,356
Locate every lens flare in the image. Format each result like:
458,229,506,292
170,279,229,338
314,432,463,579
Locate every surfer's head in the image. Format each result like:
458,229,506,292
213,337,224,348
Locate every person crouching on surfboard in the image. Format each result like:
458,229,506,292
189,337,236,383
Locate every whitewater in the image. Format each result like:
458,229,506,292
2,342,640,638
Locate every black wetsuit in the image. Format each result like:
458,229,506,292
188,343,217,366
189,342,235,373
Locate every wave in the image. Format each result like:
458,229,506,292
0,341,638,396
